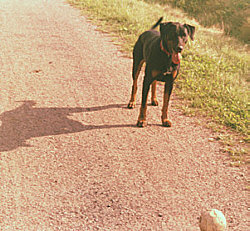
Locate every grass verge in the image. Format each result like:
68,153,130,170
68,0,249,161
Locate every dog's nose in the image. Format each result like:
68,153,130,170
177,46,183,52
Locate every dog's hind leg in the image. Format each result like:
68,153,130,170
128,41,144,109
151,80,158,106
137,66,154,127
161,74,174,127
151,70,162,106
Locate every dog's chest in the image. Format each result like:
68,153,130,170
150,52,176,72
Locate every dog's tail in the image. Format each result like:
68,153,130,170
151,17,163,30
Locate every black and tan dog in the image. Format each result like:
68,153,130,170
127,17,195,127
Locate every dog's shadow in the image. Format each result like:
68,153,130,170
0,100,133,152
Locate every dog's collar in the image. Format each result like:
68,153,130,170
160,40,171,56
160,40,181,64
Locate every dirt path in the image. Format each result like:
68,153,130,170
0,0,247,230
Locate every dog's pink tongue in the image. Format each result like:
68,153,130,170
172,52,181,64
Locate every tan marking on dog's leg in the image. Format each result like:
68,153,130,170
151,80,158,106
151,70,161,106
137,105,148,127
161,91,172,127
161,73,174,127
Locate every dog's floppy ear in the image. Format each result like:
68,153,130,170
184,24,195,41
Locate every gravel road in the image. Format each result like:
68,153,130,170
0,0,247,230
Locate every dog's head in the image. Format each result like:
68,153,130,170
160,22,195,63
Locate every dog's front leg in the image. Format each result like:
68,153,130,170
161,73,174,127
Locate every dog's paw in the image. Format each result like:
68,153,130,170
162,119,172,127
151,99,159,106
137,120,147,127
127,101,136,109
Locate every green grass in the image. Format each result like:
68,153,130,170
68,0,249,137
